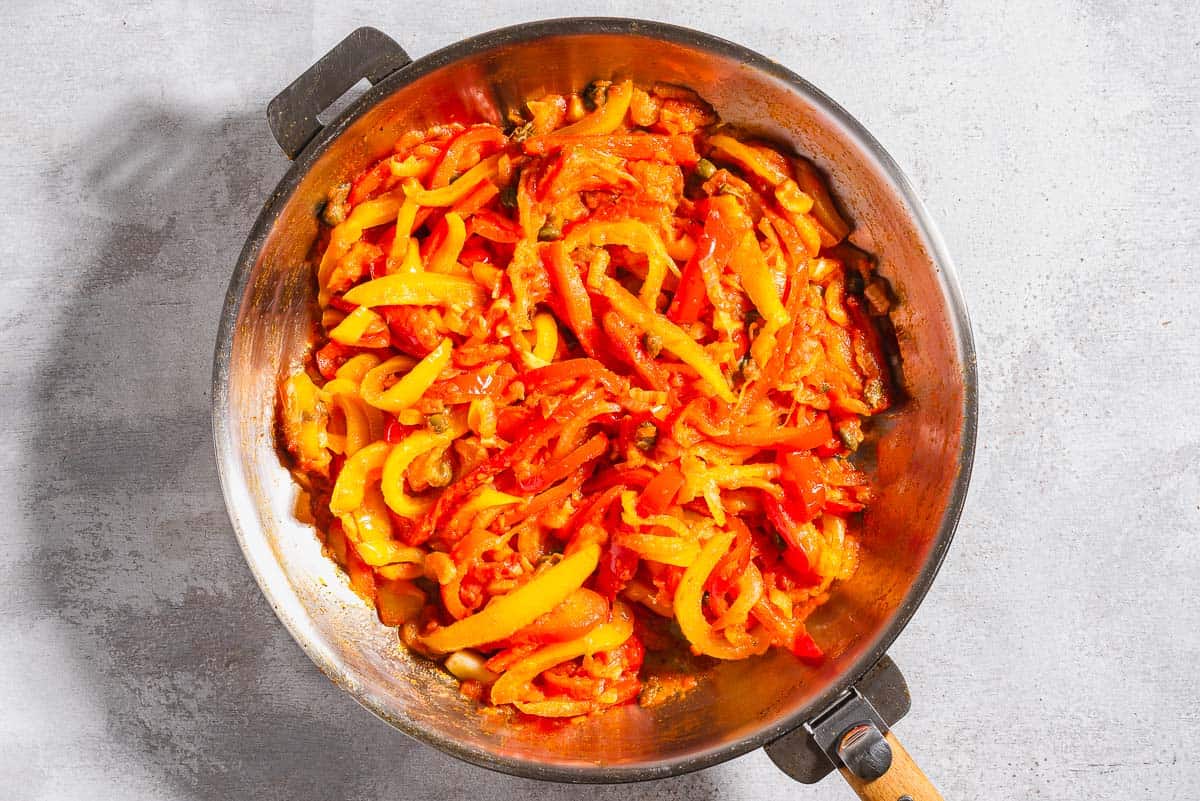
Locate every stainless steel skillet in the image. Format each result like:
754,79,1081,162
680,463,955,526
213,19,976,800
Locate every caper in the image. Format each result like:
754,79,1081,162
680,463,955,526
499,181,519,209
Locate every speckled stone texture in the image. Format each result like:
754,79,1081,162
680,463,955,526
1,2,1197,799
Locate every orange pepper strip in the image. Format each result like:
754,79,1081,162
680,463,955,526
793,157,850,245
707,134,791,186
545,242,600,354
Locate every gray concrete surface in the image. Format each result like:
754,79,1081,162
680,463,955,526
1,2,1197,799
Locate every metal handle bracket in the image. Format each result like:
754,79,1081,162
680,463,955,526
764,654,912,784
267,27,412,159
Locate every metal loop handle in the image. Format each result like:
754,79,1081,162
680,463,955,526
267,27,411,159
837,723,893,781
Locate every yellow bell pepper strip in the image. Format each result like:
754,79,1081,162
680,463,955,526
381,413,469,518
597,274,735,403
729,230,790,368
401,154,500,207
334,353,381,383
674,532,768,659
365,338,453,414
489,599,633,704
376,578,426,626
423,543,602,654
427,212,467,274
430,126,507,187
342,272,486,309
711,563,765,631
730,232,789,329
792,157,850,245
400,237,423,272
531,311,559,363
355,538,426,568
563,220,679,308
359,355,416,409
330,392,373,456
707,134,790,186
354,521,425,570
387,196,421,271
328,306,384,346
458,486,523,518
318,377,357,400
347,484,392,542
317,190,405,304
523,133,699,165
377,562,423,580
512,699,594,718
388,155,435,178
549,80,634,137
279,372,331,475
774,179,814,215
329,441,390,515
618,533,700,567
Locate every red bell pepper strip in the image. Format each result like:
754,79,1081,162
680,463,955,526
708,414,832,449
561,485,624,551
347,159,393,205
430,125,507,188
790,627,825,665
594,541,640,600
823,498,866,515
523,133,699,165
844,294,893,413
637,463,686,516
762,494,823,588
514,433,609,493
451,179,500,215
521,358,626,397
667,230,713,323
545,242,600,355
667,196,748,323
583,466,655,493
467,210,522,243
384,418,407,444
707,515,752,595
600,311,671,391
777,451,825,523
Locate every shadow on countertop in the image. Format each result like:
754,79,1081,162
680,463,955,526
20,102,729,801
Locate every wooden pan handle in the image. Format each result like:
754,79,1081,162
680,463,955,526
838,730,943,801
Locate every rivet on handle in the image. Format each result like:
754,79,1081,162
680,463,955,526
837,722,893,781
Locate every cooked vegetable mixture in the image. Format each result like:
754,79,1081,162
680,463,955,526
279,80,893,719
